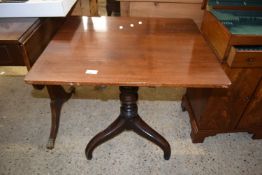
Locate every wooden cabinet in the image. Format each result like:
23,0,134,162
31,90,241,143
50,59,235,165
201,11,262,61
119,0,204,27
237,80,262,138
182,67,262,143
0,18,63,70
70,0,98,16
182,1,262,142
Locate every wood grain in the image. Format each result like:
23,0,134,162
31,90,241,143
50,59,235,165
25,17,230,88
184,64,262,142
186,66,262,130
0,18,38,44
201,11,262,61
0,18,63,68
238,79,262,129
201,11,231,61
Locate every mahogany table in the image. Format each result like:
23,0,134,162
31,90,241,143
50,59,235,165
25,16,230,160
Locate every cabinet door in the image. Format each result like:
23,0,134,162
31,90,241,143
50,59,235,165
238,80,262,129
187,67,262,130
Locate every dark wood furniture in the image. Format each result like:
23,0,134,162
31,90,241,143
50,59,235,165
182,0,262,143
0,17,63,70
25,16,230,160
106,0,120,16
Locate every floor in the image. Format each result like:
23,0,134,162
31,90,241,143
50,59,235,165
0,76,262,175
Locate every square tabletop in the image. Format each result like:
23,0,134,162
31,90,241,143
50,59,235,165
25,16,230,88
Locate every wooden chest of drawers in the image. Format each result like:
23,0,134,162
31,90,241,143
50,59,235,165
0,17,63,70
182,0,262,142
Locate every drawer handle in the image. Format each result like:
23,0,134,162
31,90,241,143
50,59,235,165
246,58,255,63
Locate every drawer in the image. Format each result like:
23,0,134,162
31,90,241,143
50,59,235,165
0,44,24,66
129,2,203,27
23,18,64,68
227,46,262,68
0,18,62,68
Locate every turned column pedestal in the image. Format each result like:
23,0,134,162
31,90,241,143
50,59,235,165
85,86,171,160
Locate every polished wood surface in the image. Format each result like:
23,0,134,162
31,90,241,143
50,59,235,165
0,18,63,68
0,18,38,44
25,17,230,88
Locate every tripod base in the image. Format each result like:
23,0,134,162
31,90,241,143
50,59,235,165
85,86,171,160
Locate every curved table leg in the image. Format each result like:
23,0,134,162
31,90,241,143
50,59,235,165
86,86,171,160
46,85,75,149
130,116,171,160
181,95,187,112
85,116,125,160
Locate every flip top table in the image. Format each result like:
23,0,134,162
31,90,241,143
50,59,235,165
25,16,230,160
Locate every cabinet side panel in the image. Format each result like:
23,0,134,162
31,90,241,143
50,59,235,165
224,67,262,128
